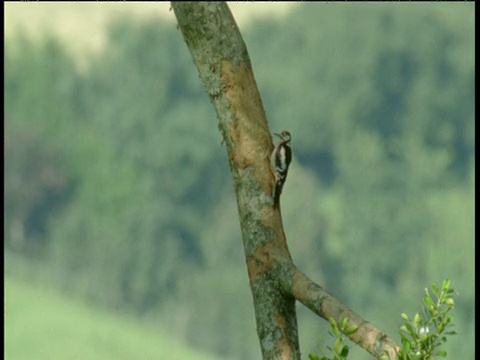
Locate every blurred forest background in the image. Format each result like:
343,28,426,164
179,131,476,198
5,3,474,360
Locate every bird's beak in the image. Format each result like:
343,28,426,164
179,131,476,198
274,133,281,138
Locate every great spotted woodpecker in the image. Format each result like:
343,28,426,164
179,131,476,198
270,131,292,208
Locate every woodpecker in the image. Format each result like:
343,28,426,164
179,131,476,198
271,130,292,208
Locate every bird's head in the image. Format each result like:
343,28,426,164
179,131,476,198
274,131,291,141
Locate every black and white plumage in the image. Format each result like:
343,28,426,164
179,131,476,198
271,131,292,208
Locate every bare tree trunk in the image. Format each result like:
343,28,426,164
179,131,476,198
171,2,398,359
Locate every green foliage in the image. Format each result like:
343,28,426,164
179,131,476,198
309,280,457,360
5,33,81,258
397,280,457,360
309,318,358,360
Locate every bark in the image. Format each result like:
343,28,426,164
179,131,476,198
171,2,398,359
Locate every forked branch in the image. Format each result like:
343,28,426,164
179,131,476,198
172,2,399,359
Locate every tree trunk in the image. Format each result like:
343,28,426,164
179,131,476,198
171,2,398,359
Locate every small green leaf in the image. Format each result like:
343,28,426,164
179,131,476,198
401,339,411,353
345,324,358,335
435,349,447,357
330,321,341,338
340,345,350,357
334,337,343,355
399,333,411,345
442,279,451,291
423,296,434,308
402,322,415,335
413,313,422,326
445,287,456,295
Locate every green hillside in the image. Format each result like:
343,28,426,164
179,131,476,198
4,276,224,360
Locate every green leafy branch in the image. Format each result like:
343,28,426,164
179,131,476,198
309,317,359,360
310,280,457,360
396,279,457,360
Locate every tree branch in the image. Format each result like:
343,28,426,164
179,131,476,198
275,262,399,359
